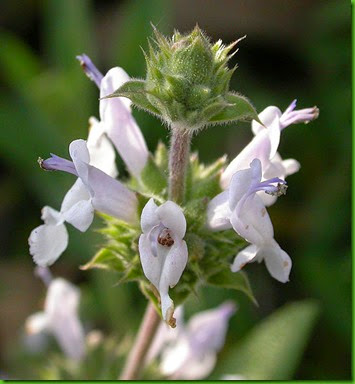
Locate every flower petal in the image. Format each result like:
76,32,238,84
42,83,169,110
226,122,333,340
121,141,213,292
45,278,86,360
156,201,186,239
228,167,254,210
60,179,90,214
139,234,165,289
62,199,94,232
100,68,148,178
87,117,118,178
29,222,69,266
187,301,236,352
231,194,274,245
221,133,270,190
25,312,49,335
259,242,292,283
282,158,301,176
159,240,188,322
69,139,91,186
206,191,232,231
267,118,281,159
251,106,282,135
231,244,258,272
141,198,160,233
41,206,63,226
88,165,138,224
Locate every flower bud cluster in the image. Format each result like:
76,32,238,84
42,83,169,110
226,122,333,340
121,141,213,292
105,26,258,130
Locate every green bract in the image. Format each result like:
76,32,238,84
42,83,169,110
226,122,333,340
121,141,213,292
82,142,256,312
104,26,259,130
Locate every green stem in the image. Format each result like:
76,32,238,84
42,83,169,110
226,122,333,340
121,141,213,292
168,125,191,203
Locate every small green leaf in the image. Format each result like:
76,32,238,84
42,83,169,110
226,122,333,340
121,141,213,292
140,155,168,195
81,248,125,272
105,79,161,117
207,267,257,304
184,198,209,231
216,300,320,380
207,91,259,124
154,141,169,172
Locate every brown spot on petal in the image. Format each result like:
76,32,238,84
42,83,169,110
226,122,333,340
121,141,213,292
158,229,174,247
261,208,266,217
245,225,249,230
283,261,289,268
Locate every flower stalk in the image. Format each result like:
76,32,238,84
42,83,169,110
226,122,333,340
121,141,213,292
168,125,191,203
120,302,161,380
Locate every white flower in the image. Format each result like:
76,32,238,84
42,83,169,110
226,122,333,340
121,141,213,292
208,158,292,283
139,199,188,326
77,54,149,178
148,302,236,380
25,277,85,361
221,100,318,206
29,138,137,266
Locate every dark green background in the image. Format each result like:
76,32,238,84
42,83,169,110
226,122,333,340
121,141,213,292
0,0,351,379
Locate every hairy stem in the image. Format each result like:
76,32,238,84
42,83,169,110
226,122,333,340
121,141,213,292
120,303,161,380
168,126,191,203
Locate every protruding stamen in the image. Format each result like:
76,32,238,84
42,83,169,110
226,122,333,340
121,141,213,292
280,100,319,129
250,177,287,195
76,54,103,89
265,182,288,196
40,154,78,177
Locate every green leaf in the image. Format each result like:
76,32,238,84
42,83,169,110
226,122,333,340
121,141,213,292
154,141,169,172
207,91,259,124
140,154,168,195
216,300,320,380
105,79,161,116
81,248,125,272
207,268,257,305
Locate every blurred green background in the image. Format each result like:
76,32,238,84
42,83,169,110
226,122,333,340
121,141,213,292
0,0,351,380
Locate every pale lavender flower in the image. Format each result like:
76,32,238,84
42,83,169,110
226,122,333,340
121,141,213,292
149,302,236,380
220,100,318,205
77,54,148,178
208,158,291,283
139,199,188,325
29,136,136,266
25,271,85,361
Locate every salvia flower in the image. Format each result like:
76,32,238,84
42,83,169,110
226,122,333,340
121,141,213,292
25,268,85,361
208,158,292,282
139,198,188,326
29,137,137,266
77,54,148,178
149,302,236,379
220,100,319,205
41,139,138,223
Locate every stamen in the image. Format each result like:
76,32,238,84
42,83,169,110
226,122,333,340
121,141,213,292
148,224,174,256
280,102,319,129
157,228,174,247
265,183,288,196
76,54,103,89
40,154,78,177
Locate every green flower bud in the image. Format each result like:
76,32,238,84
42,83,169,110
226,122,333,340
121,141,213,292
105,26,260,131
